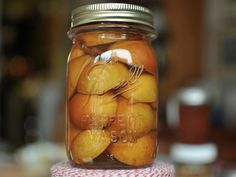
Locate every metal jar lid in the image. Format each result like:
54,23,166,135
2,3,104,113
71,3,155,30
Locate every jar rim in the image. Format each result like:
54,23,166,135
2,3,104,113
71,3,155,32
68,22,157,40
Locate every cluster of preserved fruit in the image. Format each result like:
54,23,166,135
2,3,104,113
66,30,158,167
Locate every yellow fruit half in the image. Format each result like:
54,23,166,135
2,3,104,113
109,40,157,74
67,55,92,98
69,93,117,129
120,74,157,103
71,130,111,164
69,44,84,60
110,98,156,138
67,125,81,145
108,132,157,167
77,62,129,94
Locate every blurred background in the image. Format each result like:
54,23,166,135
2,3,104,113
0,0,236,176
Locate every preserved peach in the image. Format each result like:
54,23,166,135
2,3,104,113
77,62,129,94
68,125,81,145
69,93,117,129
109,98,155,138
71,130,110,164
69,44,84,60
108,132,157,166
67,55,92,98
120,74,157,103
109,40,157,74
79,31,122,47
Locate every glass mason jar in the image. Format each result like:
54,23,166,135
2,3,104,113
66,3,158,168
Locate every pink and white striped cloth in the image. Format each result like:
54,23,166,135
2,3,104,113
50,161,175,177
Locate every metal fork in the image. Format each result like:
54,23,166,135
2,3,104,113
113,64,144,97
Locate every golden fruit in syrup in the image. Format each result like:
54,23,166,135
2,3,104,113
69,44,84,60
67,55,92,98
110,98,155,138
121,74,157,103
109,40,157,74
69,93,117,129
67,125,81,145
77,62,129,94
108,132,157,166
71,130,110,164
